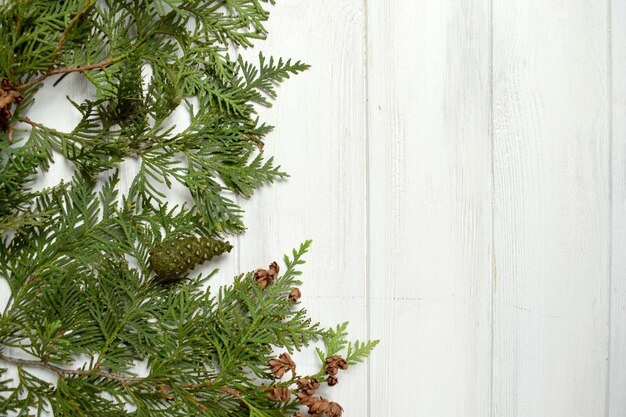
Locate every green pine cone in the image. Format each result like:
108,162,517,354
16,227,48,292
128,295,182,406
149,236,233,280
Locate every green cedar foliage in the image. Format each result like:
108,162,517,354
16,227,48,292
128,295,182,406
0,1,377,416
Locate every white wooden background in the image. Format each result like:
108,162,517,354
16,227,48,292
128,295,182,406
17,1,626,416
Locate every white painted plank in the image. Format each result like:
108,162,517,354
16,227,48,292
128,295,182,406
610,1,626,416
236,2,369,415
367,1,493,416
492,2,611,416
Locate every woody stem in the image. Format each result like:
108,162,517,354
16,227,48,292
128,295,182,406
17,59,114,91
0,353,241,398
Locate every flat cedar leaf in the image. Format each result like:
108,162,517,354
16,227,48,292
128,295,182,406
347,339,380,365
323,322,350,357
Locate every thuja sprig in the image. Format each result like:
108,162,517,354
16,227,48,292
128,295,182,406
0,1,376,416
0,0,306,233
1,233,372,416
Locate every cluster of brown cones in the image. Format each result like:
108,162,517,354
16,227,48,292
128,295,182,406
324,355,348,386
254,261,301,301
295,377,343,417
0,79,23,137
266,352,347,417
269,352,296,379
267,386,291,402
255,261,280,289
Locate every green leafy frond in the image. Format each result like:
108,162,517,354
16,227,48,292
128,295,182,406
0,1,376,415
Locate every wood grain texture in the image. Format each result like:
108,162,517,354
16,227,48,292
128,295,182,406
366,1,492,416
610,1,626,416
492,2,611,416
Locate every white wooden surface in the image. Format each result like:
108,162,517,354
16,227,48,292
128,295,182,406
611,2,626,416
367,1,492,416
20,1,626,416
492,2,611,417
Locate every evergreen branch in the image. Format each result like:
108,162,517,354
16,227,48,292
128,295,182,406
0,354,143,385
346,339,380,365
0,2,376,415
18,117,87,145
17,8,162,91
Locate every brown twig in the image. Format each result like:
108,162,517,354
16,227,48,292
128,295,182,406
0,354,242,398
0,354,142,384
17,117,40,128
18,7,166,92
17,59,114,91
220,387,243,398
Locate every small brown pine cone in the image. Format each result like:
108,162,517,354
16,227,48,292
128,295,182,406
0,87,22,110
266,263,278,281
297,391,314,406
256,277,270,289
325,355,348,377
308,397,331,415
296,378,320,395
325,355,348,371
267,269,277,281
255,268,270,289
256,262,280,289
306,397,322,414
328,401,344,417
289,287,302,301
327,375,338,386
269,261,280,274
268,352,296,378
267,386,291,402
